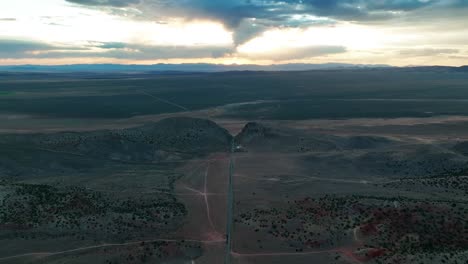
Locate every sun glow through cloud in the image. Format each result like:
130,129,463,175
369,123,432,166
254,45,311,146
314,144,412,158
237,24,388,54
0,1,232,47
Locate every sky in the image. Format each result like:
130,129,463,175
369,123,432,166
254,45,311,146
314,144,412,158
0,0,467,66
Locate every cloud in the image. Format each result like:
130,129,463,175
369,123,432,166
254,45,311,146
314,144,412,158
65,0,444,24
0,40,55,58
91,44,233,59
2,0,467,65
238,45,347,60
399,48,459,57
97,42,127,49
64,0,453,46
0,38,343,62
364,0,437,11
0,40,233,60
232,20,268,45
66,0,140,7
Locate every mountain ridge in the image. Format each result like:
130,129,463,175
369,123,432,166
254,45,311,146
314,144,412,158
0,62,392,73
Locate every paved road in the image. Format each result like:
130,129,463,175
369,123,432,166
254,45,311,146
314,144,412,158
224,140,235,264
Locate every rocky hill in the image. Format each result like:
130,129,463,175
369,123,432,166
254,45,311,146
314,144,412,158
0,117,233,165
234,122,395,152
235,122,278,145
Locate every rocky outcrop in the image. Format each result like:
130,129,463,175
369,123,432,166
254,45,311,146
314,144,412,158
234,122,276,145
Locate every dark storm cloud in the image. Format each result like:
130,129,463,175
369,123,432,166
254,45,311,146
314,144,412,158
65,0,446,24
366,0,436,10
232,21,268,45
65,0,456,45
296,0,436,12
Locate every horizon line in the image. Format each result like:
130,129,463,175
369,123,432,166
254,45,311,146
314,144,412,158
1,62,467,68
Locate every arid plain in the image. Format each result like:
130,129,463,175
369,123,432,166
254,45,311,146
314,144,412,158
1,68,468,264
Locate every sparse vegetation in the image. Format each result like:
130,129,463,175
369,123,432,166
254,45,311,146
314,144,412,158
1,70,468,263
0,182,186,241
236,195,468,262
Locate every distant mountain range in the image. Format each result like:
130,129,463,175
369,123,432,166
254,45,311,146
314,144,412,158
0,63,467,73
0,63,391,73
